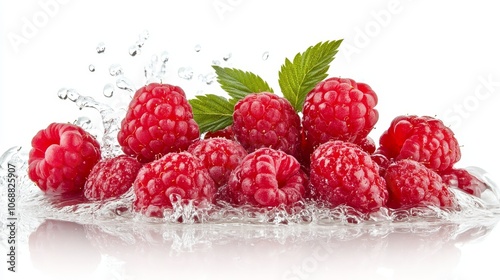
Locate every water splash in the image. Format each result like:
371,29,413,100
144,51,169,83
223,52,232,62
128,30,149,57
194,44,202,53
103,83,114,98
96,42,106,54
56,88,124,158
198,72,216,85
262,51,270,61
178,67,194,80
109,64,123,76
116,76,136,94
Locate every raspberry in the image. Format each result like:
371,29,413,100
117,83,199,163
187,138,247,188
439,168,488,197
227,148,307,207
133,152,216,217
28,123,101,195
83,155,142,201
232,93,301,158
309,140,388,213
356,136,376,154
204,125,235,140
378,115,461,172
385,159,455,209
302,77,379,154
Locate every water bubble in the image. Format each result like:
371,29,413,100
223,52,232,62
109,64,123,76
262,51,270,61
88,64,95,72
129,46,140,57
194,44,202,53
178,67,194,80
96,42,106,54
103,83,115,98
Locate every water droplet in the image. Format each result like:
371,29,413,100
212,60,221,66
194,44,202,53
262,51,270,61
178,67,194,80
96,42,106,54
129,46,140,57
199,72,216,85
109,64,123,76
103,83,114,98
139,30,150,42
223,52,232,61
116,76,135,92
66,89,80,102
73,116,92,129
88,64,95,72
160,51,169,63
57,88,68,100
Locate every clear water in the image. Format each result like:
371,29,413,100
1,32,500,271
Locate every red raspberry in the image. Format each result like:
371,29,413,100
232,93,301,158
117,83,199,163
302,77,379,154
309,140,388,213
378,115,461,172
356,136,376,154
385,159,455,209
28,123,101,195
204,125,235,140
187,138,247,188
133,152,216,217
83,155,142,201
227,148,307,207
439,168,488,197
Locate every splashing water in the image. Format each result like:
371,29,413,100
0,143,499,230
128,30,149,57
2,33,500,253
103,83,115,98
96,42,106,54
109,64,124,76
178,66,194,80
144,51,169,83
194,44,202,53
262,51,270,61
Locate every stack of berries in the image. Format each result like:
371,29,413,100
27,40,488,218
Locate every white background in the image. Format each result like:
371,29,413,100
1,0,500,279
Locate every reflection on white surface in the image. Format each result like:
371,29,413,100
17,217,499,280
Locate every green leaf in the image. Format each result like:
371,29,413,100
213,65,274,101
278,40,343,112
189,94,234,133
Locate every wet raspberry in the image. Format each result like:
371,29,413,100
309,140,388,213
28,123,101,195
